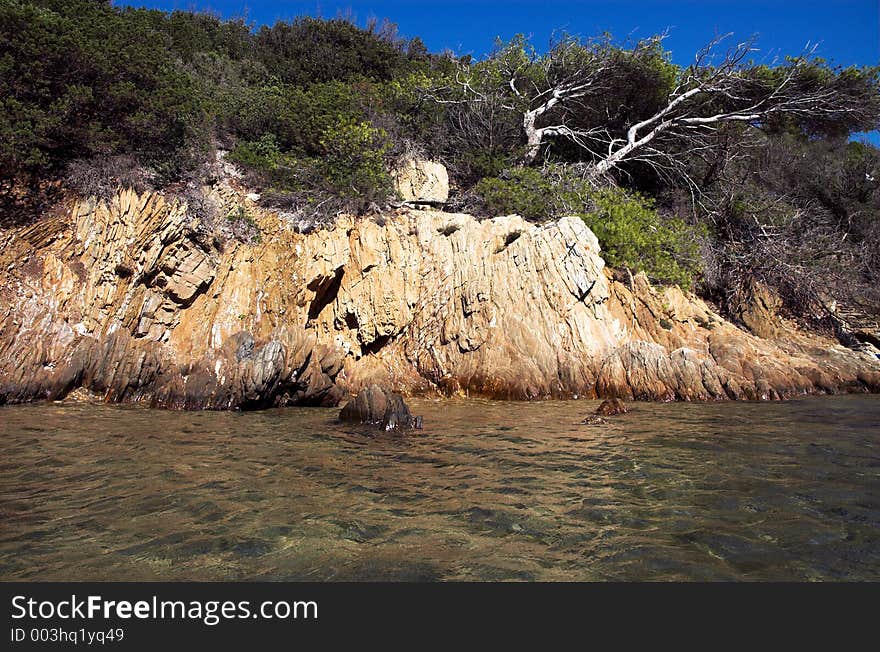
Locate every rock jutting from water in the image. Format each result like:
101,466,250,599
1,183,879,410
581,398,629,425
596,398,628,416
339,384,423,431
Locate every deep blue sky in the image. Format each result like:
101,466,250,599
117,0,880,141
116,0,878,64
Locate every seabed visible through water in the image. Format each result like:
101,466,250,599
1,395,878,581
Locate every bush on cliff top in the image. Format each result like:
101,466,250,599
582,187,702,289
475,167,701,287
317,118,392,202
229,118,391,213
0,0,208,181
475,168,557,221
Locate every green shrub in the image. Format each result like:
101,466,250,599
232,81,378,155
291,82,381,155
228,133,281,167
0,0,208,179
227,134,299,188
475,167,701,287
581,187,702,288
475,167,555,220
317,118,391,201
230,121,392,213
254,17,412,86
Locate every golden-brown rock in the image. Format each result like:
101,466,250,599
391,158,449,204
1,186,878,409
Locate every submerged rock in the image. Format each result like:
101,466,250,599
596,398,628,416
339,384,423,431
581,398,627,425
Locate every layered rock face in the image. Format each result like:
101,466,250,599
1,187,878,409
391,158,449,204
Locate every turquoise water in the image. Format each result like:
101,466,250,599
1,395,878,580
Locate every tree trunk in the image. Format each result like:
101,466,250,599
522,112,543,164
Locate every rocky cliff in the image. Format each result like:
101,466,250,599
1,186,878,409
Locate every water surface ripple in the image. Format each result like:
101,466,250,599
1,395,878,580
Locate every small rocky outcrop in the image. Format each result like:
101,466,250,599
338,384,423,431
596,398,628,416
581,398,628,425
392,158,448,204
730,279,784,339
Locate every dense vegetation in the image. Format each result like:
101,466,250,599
2,0,879,327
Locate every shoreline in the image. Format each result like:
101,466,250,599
2,385,879,414
2,186,879,411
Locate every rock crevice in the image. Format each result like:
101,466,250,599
1,187,877,409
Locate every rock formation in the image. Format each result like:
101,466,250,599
581,398,627,425
1,184,878,409
339,384,422,430
832,299,880,353
729,279,784,340
596,398,628,416
391,158,449,204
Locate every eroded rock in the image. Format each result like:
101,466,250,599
392,158,448,204
0,186,878,410
730,279,784,339
339,384,423,430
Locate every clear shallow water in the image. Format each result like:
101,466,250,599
0,395,878,581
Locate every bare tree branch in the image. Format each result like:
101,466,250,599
589,36,872,179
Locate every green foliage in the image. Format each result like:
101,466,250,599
444,33,682,168
0,0,207,179
227,134,299,188
475,168,702,286
475,168,556,220
761,62,880,138
229,80,378,154
317,118,391,200
0,2,435,184
290,82,382,154
458,151,512,181
253,17,412,86
229,121,391,208
380,70,454,151
582,187,702,288
163,10,253,62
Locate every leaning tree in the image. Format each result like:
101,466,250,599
422,34,619,165
589,35,880,181
426,33,880,181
